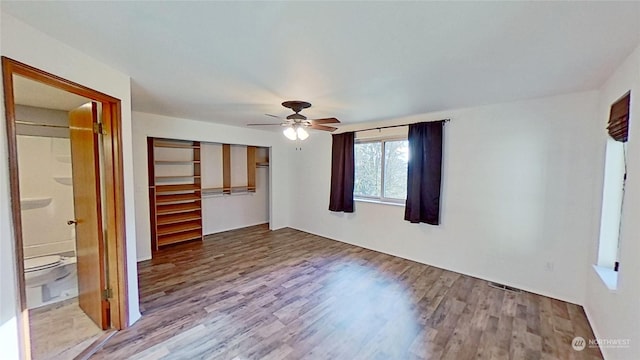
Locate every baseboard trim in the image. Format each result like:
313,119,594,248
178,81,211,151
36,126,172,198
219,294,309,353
204,221,269,236
288,225,583,306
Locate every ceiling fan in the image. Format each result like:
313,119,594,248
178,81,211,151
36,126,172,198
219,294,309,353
247,100,340,140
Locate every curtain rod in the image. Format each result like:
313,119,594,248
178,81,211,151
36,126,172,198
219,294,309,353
353,118,450,133
16,120,69,129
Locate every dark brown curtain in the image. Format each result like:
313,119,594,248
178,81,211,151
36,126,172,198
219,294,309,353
608,92,630,142
329,132,355,212
404,121,444,225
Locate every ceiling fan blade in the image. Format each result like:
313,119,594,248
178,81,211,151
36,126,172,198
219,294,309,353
264,113,282,119
309,124,338,132
309,117,340,125
246,123,282,126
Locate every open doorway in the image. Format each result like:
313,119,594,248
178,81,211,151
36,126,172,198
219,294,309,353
15,77,107,358
2,58,128,359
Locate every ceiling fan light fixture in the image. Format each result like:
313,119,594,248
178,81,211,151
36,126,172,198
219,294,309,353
283,126,297,140
248,100,340,140
296,126,309,140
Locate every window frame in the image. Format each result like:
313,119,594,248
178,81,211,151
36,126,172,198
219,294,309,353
354,136,408,205
594,91,631,291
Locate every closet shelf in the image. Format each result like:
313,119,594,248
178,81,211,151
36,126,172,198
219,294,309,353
21,197,52,210
231,186,256,193
201,186,256,195
155,160,201,165
154,141,200,149
157,221,202,236
156,193,201,204
53,176,72,186
155,184,200,193
157,211,201,226
149,137,203,252
157,230,202,246
157,202,201,215
155,175,201,180
202,187,228,192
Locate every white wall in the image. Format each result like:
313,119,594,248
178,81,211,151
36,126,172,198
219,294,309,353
15,106,75,258
0,12,141,358
203,168,269,235
199,142,270,235
290,91,601,305
586,44,640,360
132,111,292,261
230,145,248,186
17,136,75,258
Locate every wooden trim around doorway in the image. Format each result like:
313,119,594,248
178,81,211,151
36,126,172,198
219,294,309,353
1,57,129,358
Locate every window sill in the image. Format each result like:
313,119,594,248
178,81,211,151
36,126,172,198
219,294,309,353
355,198,405,207
592,264,618,291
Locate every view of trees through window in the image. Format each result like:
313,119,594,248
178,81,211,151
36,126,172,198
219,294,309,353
354,142,381,197
384,140,409,199
354,139,409,201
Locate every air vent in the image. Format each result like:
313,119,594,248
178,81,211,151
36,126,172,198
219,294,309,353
488,282,522,293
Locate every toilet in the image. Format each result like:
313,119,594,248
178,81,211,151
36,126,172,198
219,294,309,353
24,255,77,309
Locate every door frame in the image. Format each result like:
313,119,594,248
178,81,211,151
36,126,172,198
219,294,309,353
2,57,129,358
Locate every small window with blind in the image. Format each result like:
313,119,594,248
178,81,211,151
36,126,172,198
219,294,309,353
607,92,630,142
596,91,630,290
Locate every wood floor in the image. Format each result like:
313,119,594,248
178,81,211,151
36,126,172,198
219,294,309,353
29,298,104,360
91,225,602,359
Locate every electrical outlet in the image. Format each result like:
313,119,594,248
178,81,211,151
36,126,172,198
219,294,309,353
545,261,555,272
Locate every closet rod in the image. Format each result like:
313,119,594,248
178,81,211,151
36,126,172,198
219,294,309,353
16,120,68,129
354,118,450,132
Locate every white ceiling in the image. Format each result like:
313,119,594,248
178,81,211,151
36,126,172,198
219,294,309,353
2,2,639,128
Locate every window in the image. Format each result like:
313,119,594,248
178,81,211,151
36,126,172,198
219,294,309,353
597,139,625,270
595,91,630,290
354,139,409,203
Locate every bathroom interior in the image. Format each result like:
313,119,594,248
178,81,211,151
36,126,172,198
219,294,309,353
13,74,106,359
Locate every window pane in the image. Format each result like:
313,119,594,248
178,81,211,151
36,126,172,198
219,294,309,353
354,142,382,197
383,140,408,200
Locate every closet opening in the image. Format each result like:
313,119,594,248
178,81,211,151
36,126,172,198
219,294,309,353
147,137,270,253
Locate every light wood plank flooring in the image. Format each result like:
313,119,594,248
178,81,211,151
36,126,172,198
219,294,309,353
92,225,602,359
29,298,104,360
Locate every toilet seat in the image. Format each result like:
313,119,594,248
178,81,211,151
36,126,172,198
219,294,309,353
24,255,62,273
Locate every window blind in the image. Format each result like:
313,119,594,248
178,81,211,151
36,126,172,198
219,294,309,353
607,92,631,142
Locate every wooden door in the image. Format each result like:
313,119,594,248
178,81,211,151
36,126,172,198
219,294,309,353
69,102,109,329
